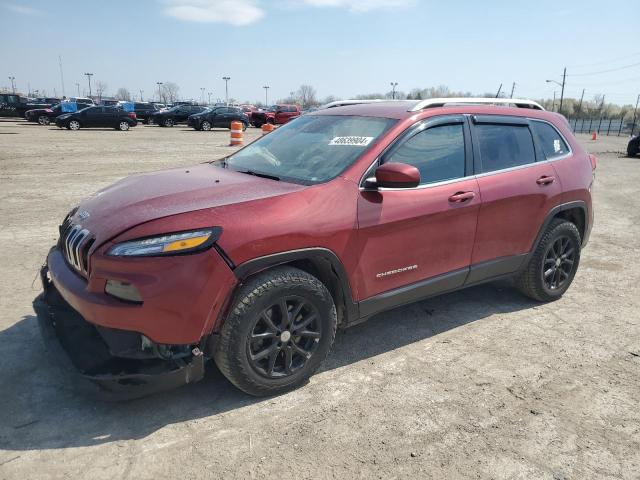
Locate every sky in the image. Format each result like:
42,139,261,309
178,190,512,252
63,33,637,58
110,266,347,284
1,0,639,106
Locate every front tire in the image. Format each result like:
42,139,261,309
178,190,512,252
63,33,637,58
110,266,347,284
215,267,337,396
515,218,581,302
68,120,80,131
628,141,639,157
118,121,130,131
201,121,211,131
164,118,174,127
38,115,50,126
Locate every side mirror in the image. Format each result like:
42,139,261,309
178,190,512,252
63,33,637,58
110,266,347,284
370,163,420,189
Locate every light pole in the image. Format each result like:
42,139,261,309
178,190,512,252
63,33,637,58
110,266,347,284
208,92,212,105
156,82,163,103
84,73,93,98
390,82,398,100
8,76,16,94
200,87,205,105
222,76,230,105
75,82,80,96
546,67,566,114
139,89,144,102
263,85,270,106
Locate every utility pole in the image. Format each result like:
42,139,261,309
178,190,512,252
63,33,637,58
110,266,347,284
84,73,93,98
559,67,566,114
208,92,212,105
552,91,557,111
263,85,270,106
390,82,398,100
577,88,585,118
600,94,606,113
8,76,16,94
156,82,163,102
27,82,31,96
630,94,639,136
200,87,205,104
510,82,516,98
222,77,230,105
75,82,80,96
139,89,143,102
58,55,66,97
495,83,502,98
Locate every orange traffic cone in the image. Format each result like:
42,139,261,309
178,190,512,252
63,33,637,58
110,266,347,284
230,121,244,146
261,123,275,135
591,131,597,141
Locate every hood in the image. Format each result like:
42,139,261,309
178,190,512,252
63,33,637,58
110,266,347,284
67,163,306,246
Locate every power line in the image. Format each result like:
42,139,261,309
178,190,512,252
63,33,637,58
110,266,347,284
567,61,640,77
567,51,640,69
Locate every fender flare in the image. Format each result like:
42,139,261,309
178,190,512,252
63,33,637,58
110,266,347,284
233,248,359,323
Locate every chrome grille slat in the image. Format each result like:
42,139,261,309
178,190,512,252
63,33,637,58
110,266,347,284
58,221,93,275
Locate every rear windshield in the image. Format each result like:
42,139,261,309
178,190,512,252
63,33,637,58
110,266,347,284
223,115,396,184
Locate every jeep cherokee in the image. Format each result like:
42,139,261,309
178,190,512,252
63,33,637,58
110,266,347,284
34,98,595,399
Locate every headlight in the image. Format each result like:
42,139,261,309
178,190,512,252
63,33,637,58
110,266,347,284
107,228,221,257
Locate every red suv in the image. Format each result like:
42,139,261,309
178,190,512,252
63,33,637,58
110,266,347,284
251,104,300,127
34,98,595,399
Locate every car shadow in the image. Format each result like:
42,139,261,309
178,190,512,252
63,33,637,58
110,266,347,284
0,280,536,452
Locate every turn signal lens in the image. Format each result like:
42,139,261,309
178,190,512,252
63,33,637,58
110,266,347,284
163,235,210,252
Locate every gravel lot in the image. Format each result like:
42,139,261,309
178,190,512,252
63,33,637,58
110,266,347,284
0,119,638,479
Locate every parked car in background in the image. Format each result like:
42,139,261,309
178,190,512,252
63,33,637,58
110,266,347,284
0,94,31,117
23,97,60,115
188,106,249,131
67,97,95,106
628,133,639,157
55,105,137,131
128,102,159,124
239,104,258,124
25,103,63,125
100,99,119,106
251,104,300,127
149,104,206,127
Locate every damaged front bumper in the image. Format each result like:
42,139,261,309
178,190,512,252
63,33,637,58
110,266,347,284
33,266,205,400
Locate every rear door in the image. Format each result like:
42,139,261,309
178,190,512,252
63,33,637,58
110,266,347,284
80,107,101,127
355,115,480,305
470,116,563,271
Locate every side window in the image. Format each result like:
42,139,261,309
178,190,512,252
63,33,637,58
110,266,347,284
531,121,570,159
387,123,466,185
476,124,536,173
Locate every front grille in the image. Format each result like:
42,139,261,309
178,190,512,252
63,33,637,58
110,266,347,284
59,218,94,275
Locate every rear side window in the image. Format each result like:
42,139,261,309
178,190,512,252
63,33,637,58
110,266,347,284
387,124,466,185
476,124,536,173
531,121,570,159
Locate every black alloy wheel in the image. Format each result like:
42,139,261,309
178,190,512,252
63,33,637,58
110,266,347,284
248,296,322,378
542,235,575,291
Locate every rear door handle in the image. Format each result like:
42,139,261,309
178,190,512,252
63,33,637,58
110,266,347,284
448,191,476,203
536,175,555,185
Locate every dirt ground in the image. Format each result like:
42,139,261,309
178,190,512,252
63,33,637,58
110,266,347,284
0,119,638,479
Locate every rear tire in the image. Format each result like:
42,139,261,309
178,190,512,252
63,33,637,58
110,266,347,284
68,120,80,131
628,141,639,157
254,121,263,128
214,267,337,396
38,115,50,126
118,121,130,131
515,218,581,302
164,118,174,127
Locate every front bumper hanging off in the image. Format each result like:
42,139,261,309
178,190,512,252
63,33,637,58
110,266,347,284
33,266,205,401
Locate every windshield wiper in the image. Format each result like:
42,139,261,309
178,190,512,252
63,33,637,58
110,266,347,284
237,169,280,181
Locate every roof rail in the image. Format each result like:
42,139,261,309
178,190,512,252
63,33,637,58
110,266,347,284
408,97,545,112
320,99,402,109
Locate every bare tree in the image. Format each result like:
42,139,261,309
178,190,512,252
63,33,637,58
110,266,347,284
95,81,108,101
161,82,180,104
296,85,318,108
114,87,131,101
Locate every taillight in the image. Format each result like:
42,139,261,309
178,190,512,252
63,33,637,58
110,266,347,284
128,112,137,119
589,153,597,171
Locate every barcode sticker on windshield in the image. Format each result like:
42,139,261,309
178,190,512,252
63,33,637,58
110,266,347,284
329,136,374,146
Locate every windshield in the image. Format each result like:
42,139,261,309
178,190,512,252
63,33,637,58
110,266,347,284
224,115,396,184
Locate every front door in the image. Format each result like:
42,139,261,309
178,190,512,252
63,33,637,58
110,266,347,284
355,116,480,310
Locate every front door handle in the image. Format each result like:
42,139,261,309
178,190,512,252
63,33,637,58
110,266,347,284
536,175,555,185
448,191,476,203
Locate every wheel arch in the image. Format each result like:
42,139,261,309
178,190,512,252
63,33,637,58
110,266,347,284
232,248,358,327
530,201,588,254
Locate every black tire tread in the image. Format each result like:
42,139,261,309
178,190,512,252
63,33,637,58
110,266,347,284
214,266,337,396
515,218,581,302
